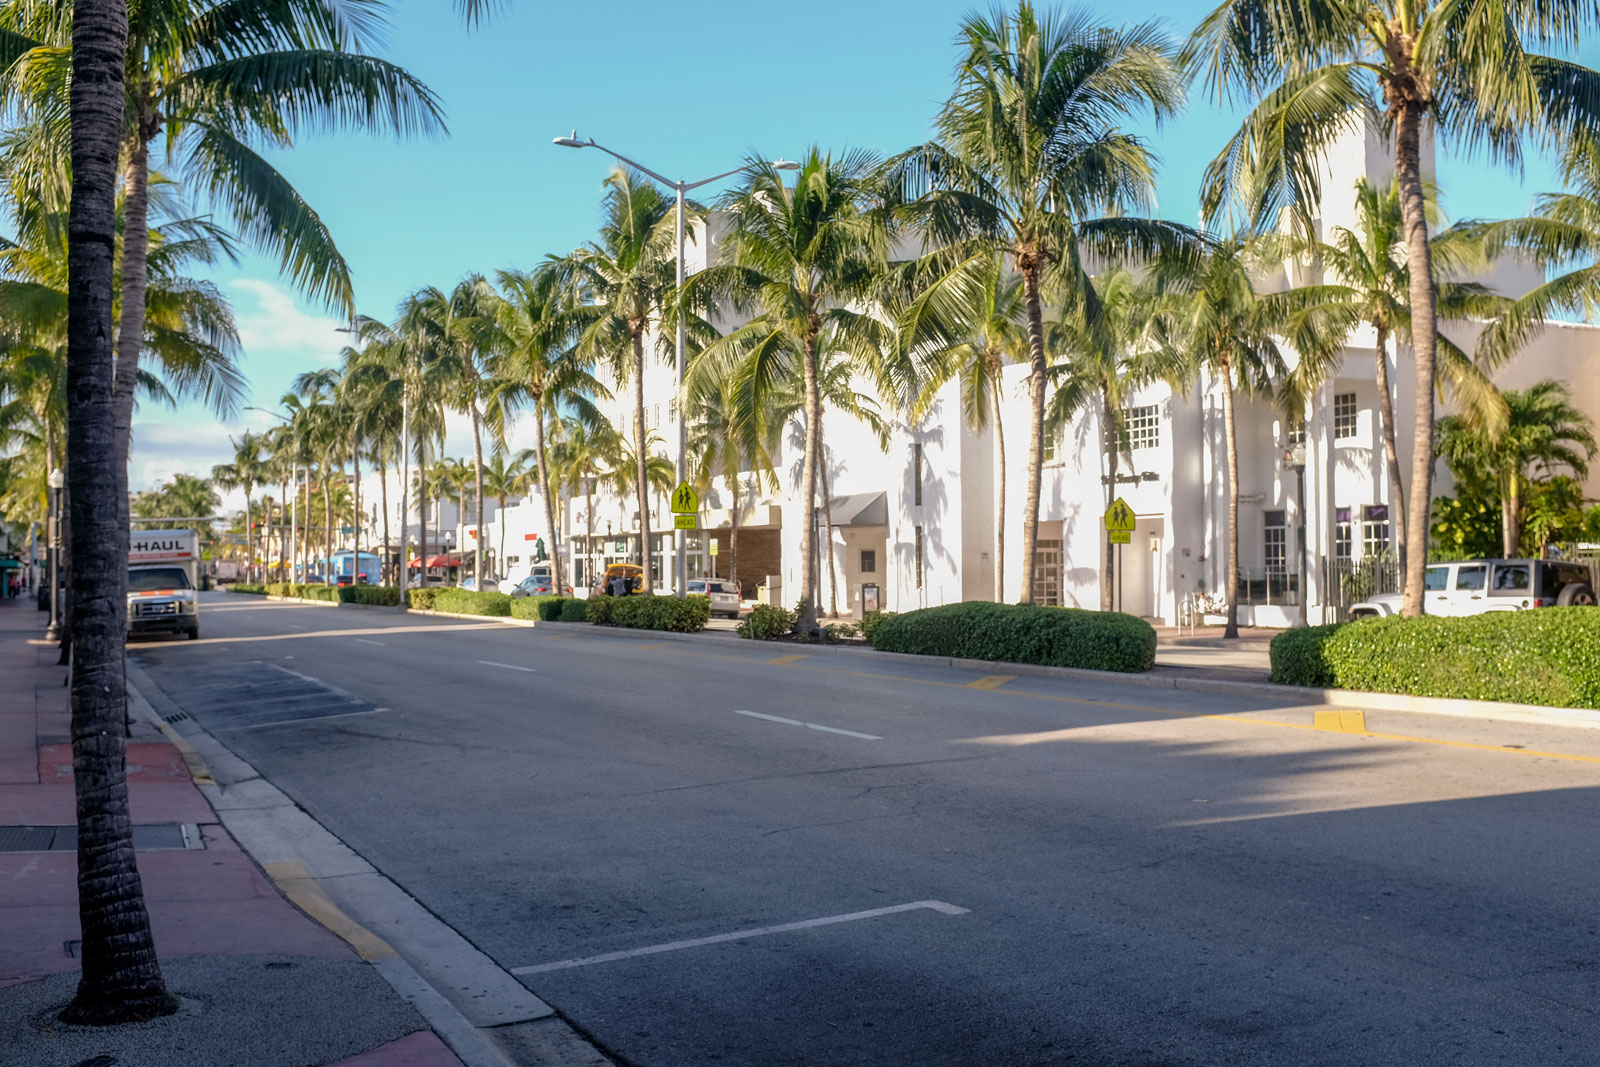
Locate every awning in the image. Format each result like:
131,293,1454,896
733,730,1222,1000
408,554,461,568
0,559,21,569
824,491,888,528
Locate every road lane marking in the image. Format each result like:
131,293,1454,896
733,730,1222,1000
767,654,809,665
479,660,537,673
511,900,969,975
734,709,881,741
966,674,1016,690
221,707,388,732
354,638,386,646
1314,709,1368,734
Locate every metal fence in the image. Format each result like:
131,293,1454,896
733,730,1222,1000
1235,567,1301,606
1323,553,1402,618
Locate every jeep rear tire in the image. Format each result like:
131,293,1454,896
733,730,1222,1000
1557,582,1597,607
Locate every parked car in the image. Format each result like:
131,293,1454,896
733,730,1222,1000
688,578,741,619
508,566,572,598
1351,558,1596,618
592,563,644,597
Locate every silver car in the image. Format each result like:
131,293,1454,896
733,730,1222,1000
688,578,741,619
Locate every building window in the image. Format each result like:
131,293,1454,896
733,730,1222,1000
1362,504,1389,557
913,526,924,589
860,549,876,574
1334,393,1358,439
1033,539,1062,606
912,443,923,506
669,399,677,423
1285,416,1305,447
1334,507,1352,561
1119,404,1160,450
1043,431,1058,465
1264,510,1287,576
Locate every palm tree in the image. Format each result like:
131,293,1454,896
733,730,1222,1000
555,169,679,594
1437,381,1596,557
1187,0,1600,616
686,149,890,632
480,450,529,579
0,1,444,506
211,432,270,580
1145,235,1327,638
550,417,622,588
687,380,781,598
490,266,608,592
1288,179,1509,578
885,3,1189,603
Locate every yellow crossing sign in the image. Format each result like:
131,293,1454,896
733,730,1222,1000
673,514,697,530
1104,497,1136,532
670,481,699,514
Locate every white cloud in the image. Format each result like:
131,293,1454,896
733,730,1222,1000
229,278,349,359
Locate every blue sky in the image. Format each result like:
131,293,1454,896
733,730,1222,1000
134,0,1586,496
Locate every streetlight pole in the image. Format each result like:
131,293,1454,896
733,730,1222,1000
1285,443,1308,628
44,467,64,642
553,132,797,596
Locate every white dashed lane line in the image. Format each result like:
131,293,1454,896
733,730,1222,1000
478,660,537,673
734,709,882,741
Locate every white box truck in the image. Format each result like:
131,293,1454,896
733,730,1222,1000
128,529,200,640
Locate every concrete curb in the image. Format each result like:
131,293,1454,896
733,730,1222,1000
225,591,1600,730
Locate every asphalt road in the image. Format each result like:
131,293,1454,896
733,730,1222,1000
132,594,1600,1067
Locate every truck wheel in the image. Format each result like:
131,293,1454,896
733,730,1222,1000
187,627,201,640
1557,583,1597,607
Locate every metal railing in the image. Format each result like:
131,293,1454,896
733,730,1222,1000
1324,553,1401,617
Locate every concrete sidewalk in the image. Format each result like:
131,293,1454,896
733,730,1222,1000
0,598,465,1067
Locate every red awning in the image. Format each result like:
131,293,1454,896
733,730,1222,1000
407,554,461,568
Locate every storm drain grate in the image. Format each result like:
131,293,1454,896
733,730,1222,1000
163,711,191,723
0,824,194,852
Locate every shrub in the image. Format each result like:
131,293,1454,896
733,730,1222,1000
266,582,293,597
870,601,1156,673
339,585,401,607
1269,609,1600,708
560,598,588,622
823,622,859,641
432,588,512,617
406,587,440,610
584,595,614,625
232,584,267,595
736,603,796,640
510,597,540,620
603,594,711,633
858,610,895,644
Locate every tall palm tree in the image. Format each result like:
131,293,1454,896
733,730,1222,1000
211,431,270,580
687,380,781,597
1145,235,1327,638
555,169,678,594
480,450,529,579
1288,178,1509,577
550,416,622,588
1437,380,1596,557
686,149,890,632
1187,0,1600,616
885,3,1189,603
43,0,174,1022
490,266,608,592
0,1,444,509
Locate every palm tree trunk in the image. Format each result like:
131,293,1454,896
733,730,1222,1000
243,487,253,583
631,331,652,593
586,475,596,589
533,411,564,593
1101,385,1118,613
1503,473,1519,557
1373,324,1408,578
352,444,362,582
818,417,839,617
730,473,742,593
1018,265,1047,604
417,437,428,588
278,479,289,581
471,406,485,584
989,375,1006,602
797,338,822,632
323,466,333,586
1395,101,1440,618
110,130,150,538
498,495,508,581
59,0,174,1023
378,453,390,586
1220,355,1241,640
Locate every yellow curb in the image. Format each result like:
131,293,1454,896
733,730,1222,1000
151,719,216,786
263,860,397,961
1313,709,1369,734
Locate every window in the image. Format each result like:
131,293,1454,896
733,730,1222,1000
1033,539,1062,606
860,549,876,574
913,526,924,589
1455,565,1486,591
1285,417,1306,447
1491,563,1532,594
1361,504,1389,557
1119,404,1160,450
1264,510,1287,576
1424,565,1451,591
1334,393,1358,439
1043,430,1058,465
1334,507,1352,561
912,443,923,506
669,399,677,423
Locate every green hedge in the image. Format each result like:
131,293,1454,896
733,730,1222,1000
870,601,1157,673
736,603,795,640
252,582,400,605
430,588,512,617
232,584,267,595
510,597,540,620
598,594,710,633
1269,609,1600,708
406,587,439,610
584,596,613,625
340,585,401,606
509,596,589,621
560,598,588,622
858,610,896,643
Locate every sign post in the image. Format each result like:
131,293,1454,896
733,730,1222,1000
669,482,700,584
1103,497,1136,613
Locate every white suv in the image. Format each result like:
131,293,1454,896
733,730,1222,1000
1351,559,1596,618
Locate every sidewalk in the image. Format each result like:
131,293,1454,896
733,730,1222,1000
0,598,465,1067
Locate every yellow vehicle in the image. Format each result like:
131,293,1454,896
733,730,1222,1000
596,563,644,596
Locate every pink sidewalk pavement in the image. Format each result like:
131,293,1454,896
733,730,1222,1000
0,597,463,1067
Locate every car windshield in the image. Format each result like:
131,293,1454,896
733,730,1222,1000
128,567,191,592
688,581,706,593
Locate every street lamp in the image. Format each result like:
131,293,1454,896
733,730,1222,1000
44,466,64,642
1283,442,1308,628
553,131,799,597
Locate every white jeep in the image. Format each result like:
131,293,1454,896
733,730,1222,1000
1350,558,1596,618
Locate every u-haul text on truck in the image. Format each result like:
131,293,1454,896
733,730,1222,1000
128,529,200,640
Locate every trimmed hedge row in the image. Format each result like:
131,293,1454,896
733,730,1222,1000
588,594,710,632
1269,609,1600,708
870,601,1157,673
241,583,401,606
233,583,267,595
510,596,589,622
430,588,512,617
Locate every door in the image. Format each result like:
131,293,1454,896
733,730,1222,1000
1447,563,1487,616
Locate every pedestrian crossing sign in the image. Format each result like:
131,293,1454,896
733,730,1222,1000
670,481,699,514
1104,497,1136,533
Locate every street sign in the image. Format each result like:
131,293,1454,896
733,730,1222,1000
673,514,697,530
670,481,699,514
1104,497,1136,533
709,540,719,557
1108,530,1131,544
